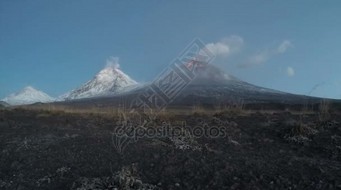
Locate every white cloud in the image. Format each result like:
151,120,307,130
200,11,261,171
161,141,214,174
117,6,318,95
238,50,270,68
248,50,270,65
277,40,293,54
286,66,295,77
204,35,244,57
239,40,293,68
205,42,230,56
221,35,244,53
105,56,120,69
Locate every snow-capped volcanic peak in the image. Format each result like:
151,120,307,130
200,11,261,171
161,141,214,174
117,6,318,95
63,59,138,100
2,86,55,105
95,64,136,86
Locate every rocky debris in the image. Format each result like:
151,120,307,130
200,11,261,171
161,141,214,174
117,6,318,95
71,165,159,190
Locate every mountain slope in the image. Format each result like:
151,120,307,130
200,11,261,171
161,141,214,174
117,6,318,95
174,64,311,105
2,86,55,105
55,64,319,109
118,64,287,98
0,101,10,107
62,64,138,100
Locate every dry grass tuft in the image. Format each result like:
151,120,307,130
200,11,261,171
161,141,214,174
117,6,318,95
318,99,331,124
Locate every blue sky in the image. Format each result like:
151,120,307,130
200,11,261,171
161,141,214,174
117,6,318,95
1,0,341,99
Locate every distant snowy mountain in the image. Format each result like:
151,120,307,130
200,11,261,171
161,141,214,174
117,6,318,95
62,64,138,100
2,86,55,105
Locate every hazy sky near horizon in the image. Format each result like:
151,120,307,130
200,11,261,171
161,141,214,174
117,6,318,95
1,0,341,99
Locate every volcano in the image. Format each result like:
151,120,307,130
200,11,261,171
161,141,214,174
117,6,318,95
61,63,138,100
2,86,55,106
133,64,314,106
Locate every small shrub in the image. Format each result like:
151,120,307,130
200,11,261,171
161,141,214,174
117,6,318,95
282,118,318,144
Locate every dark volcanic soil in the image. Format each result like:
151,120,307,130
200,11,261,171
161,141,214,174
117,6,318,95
0,108,340,189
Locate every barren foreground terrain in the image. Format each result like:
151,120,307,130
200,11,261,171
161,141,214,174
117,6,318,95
0,106,340,189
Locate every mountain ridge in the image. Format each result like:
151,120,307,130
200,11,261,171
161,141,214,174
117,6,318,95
52,64,325,110
2,64,331,107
